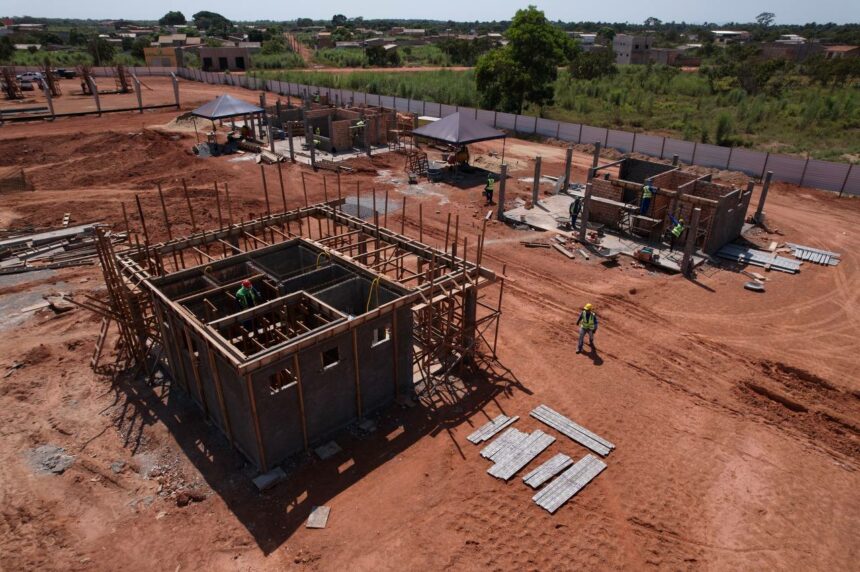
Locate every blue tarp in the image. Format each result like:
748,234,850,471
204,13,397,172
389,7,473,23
190,94,263,120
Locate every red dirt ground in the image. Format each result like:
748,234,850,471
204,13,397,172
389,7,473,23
0,78,858,571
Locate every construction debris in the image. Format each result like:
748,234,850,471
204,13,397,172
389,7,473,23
532,454,606,514
716,243,802,274
487,430,555,481
530,404,615,457
744,281,766,292
252,467,287,491
785,243,841,266
522,453,574,489
467,414,519,444
552,243,576,259
0,222,123,274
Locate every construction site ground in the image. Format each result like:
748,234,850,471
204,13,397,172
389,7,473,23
1,78,858,571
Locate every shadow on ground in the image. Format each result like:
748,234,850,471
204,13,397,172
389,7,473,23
106,354,529,554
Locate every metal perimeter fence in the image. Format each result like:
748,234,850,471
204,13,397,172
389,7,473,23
10,65,856,196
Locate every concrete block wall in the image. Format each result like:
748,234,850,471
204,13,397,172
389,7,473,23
650,170,698,190
331,120,353,151
588,178,625,226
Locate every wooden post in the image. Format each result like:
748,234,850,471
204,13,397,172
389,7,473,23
277,162,287,212
383,189,389,228
352,329,362,416
532,156,541,206
419,203,424,243
260,165,271,218
157,184,182,270
682,207,701,278
181,179,198,232
400,196,406,236
300,171,309,207
444,213,451,254
452,214,460,259
287,121,295,162
224,182,234,226
134,194,153,272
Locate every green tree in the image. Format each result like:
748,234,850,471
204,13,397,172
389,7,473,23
332,14,348,27
296,18,314,28
0,37,14,62
598,27,616,42
756,12,776,27
87,37,115,66
261,36,286,55
159,11,186,25
569,49,617,80
476,5,575,114
192,11,232,36
131,35,152,59
644,17,662,28
715,113,734,146
366,45,400,67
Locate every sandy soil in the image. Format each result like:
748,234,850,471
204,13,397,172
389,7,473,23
0,78,858,571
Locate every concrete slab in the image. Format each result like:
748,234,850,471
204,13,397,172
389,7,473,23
314,441,343,460
306,505,331,529
252,467,287,491
502,192,705,274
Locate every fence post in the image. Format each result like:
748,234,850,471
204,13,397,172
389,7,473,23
631,132,637,153
533,116,538,135
760,152,770,180
171,73,180,109
556,122,561,140
726,146,734,170
493,111,497,128
563,146,573,190
603,129,609,148
840,164,853,197
513,114,518,134
691,141,698,165
132,74,143,113
577,124,583,143
799,156,811,188
660,137,667,159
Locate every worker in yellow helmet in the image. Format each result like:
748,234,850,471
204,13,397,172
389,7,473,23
576,303,598,354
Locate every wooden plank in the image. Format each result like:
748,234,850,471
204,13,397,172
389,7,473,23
552,243,576,259
522,453,574,489
488,430,555,481
533,454,606,514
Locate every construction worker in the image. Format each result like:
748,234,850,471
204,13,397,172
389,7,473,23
569,196,582,229
484,176,495,206
641,183,655,215
236,279,261,311
668,214,685,252
314,126,322,148
576,303,598,354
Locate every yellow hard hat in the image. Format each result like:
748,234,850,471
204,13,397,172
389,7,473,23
584,303,593,311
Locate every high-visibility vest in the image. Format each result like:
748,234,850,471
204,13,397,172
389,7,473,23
236,286,258,309
671,223,685,238
642,185,654,199
486,179,494,191
580,310,596,330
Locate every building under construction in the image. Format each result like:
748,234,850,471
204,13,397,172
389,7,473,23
92,179,504,473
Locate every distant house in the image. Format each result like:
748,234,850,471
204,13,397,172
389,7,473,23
390,27,425,37
316,31,333,48
12,23,45,32
200,46,253,71
775,34,806,45
144,46,179,67
711,30,750,46
14,44,42,51
613,34,652,64
824,45,860,59
158,34,188,47
761,42,822,62
334,41,362,49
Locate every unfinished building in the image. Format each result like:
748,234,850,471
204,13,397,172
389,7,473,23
273,102,401,154
586,157,753,254
93,192,503,473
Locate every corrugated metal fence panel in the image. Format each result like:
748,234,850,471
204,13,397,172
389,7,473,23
695,144,731,169
581,125,607,146
728,148,767,177
842,165,859,196
477,109,495,125
440,104,458,117
766,154,806,185
409,99,424,114
558,122,581,143
521,115,539,133
663,138,695,163
425,101,441,117
496,112,517,130
459,107,479,120
633,133,663,156
536,118,558,138
366,93,380,106
379,95,394,109
607,129,635,153
802,159,850,192
394,97,409,112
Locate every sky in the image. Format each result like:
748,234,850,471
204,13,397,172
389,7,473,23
3,0,859,25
